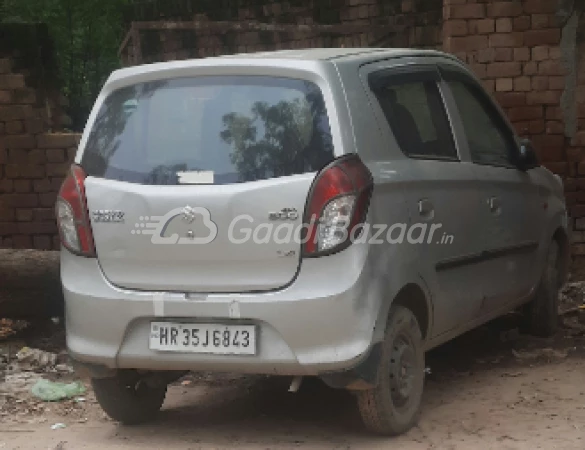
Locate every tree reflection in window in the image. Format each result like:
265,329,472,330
220,82,333,183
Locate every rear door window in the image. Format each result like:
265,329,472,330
369,70,458,160
82,76,335,185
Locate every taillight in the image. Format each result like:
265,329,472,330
55,165,96,257
303,155,373,257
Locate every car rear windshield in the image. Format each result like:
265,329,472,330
82,76,335,185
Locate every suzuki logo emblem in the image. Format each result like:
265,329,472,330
181,206,197,224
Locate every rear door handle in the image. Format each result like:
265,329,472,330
488,196,501,212
418,199,434,220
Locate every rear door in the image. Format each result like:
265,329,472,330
363,63,486,337
441,67,544,311
81,75,336,292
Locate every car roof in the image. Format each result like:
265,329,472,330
110,48,461,83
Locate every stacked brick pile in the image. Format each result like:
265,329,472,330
443,0,585,260
0,57,79,250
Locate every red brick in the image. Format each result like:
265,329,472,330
531,14,550,29
0,223,19,235
28,149,46,165
7,149,27,164
524,61,538,75
538,146,563,162
508,106,544,121
546,107,563,120
545,162,568,176
33,208,54,222
572,132,585,146
25,117,44,135
546,121,564,134
513,47,530,61
495,18,513,33
494,48,513,61
486,62,522,78
13,180,31,193
0,105,32,121
46,148,65,163
539,60,566,76
0,74,25,89
532,76,549,90
469,64,487,78
0,58,11,74
0,147,6,164
549,47,562,60
0,208,15,222
3,135,35,149
66,148,77,161
12,235,32,249
446,4,485,19
564,178,577,191
495,92,526,107
33,179,52,193
514,76,532,92
33,235,52,250
447,35,488,52
477,48,495,63
524,0,557,14
496,78,513,92
526,90,563,105
19,165,45,179
37,133,80,149
513,16,532,31
12,88,36,104
15,209,33,221
483,79,496,93
0,90,10,103
18,221,57,235
52,236,60,251
489,33,524,48
5,121,23,135
46,163,70,177
444,20,468,37
2,194,39,208
0,180,12,194
528,119,546,134
532,46,549,61
487,2,523,17
525,29,561,47
39,193,57,207
475,19,495,34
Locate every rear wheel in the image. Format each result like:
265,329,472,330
524,240,560,337
92,372,167,425
356,305,425,435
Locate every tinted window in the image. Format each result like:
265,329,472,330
372,79,457,159
82,76,334,185
448,80,517,167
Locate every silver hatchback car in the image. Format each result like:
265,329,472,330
58,48,569,435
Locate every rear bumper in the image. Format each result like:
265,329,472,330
62,244,379,376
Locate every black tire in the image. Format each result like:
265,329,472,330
92,372,167,425
356,305,425,436
524,240,560,337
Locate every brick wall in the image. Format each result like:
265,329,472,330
0,57,79,250
121,0,443,64
443,0,584,263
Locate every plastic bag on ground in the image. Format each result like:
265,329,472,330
31,379,86,401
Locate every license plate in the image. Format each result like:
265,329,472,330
149,322,256,355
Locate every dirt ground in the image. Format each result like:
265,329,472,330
2,251,585,449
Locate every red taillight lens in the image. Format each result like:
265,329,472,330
303,155,373,257
55,165,96,257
